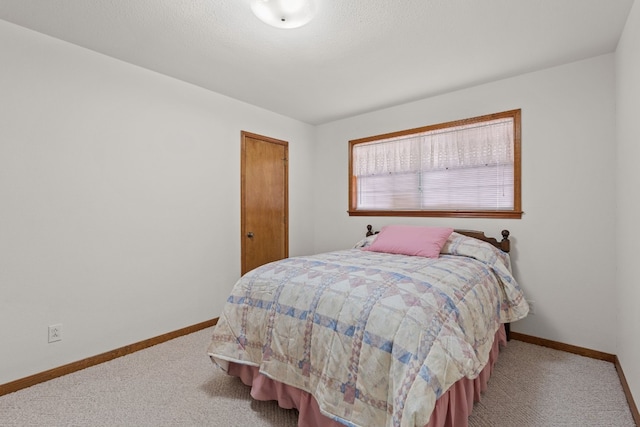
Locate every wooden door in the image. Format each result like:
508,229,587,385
241,131,288,275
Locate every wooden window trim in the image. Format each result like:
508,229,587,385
348,109,522,219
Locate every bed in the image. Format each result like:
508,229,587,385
208,225,529,427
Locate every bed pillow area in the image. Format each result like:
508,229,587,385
353,234,377,249
363,225,454,258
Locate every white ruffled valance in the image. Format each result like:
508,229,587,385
353,118,514,176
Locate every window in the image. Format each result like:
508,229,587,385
348,109,522,219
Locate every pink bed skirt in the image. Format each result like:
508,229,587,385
228,324,507,427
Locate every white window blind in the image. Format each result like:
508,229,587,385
352,117,515,211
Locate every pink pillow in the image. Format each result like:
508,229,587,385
364,225,454,258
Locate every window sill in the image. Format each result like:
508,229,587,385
347,210,523,219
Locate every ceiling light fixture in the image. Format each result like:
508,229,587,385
251,0,317,29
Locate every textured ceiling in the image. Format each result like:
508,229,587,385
0,0,635,124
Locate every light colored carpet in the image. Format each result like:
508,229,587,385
0,327,634,427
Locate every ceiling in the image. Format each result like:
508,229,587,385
0,0,635,125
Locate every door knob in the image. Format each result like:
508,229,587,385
247,232,254,238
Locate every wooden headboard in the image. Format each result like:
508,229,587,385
365,225,511,253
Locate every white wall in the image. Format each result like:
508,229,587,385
315,54,618,354
0,20,316,385
616,0,640,405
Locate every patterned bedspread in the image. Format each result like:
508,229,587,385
208,233,529,427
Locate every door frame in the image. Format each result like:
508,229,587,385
240,131,289,275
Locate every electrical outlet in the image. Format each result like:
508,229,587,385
48,324,62,343
527,300,536,315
